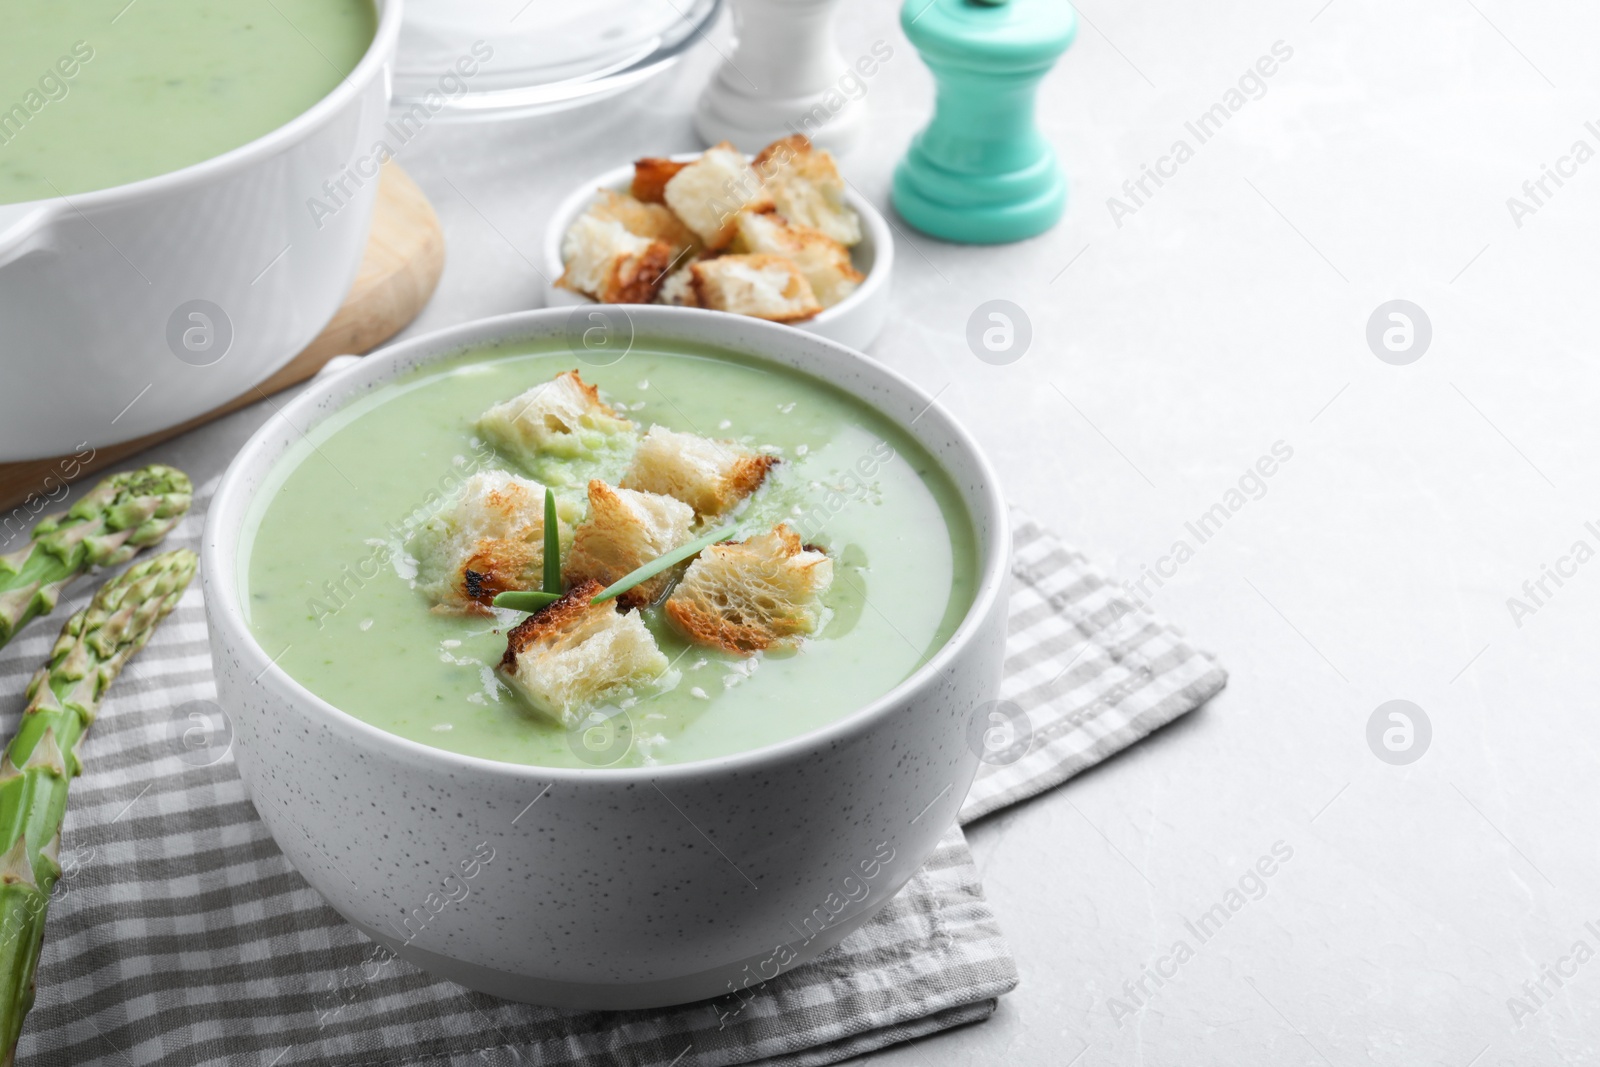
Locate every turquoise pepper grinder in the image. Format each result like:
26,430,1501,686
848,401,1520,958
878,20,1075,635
892,0,1076,244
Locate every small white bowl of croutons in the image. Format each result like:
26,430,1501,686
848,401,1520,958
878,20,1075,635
542,136,893,351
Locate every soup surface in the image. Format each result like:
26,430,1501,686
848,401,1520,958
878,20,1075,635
0,0,376,204
241,340,979,769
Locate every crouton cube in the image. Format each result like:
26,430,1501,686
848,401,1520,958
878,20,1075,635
620,425,777,519
557,214,675,304
655,263,700,307
564,480,696,608
689,254,821,322
478,370,633,468
735,212,862,308
753,135,862,247
751,134,811,178
632,156,689,204
586,188,701,266
665,525,833,655
498,580,670,728
414,471,562,610
664,142,774,251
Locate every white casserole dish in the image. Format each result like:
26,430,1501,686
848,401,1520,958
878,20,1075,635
0,0,404,461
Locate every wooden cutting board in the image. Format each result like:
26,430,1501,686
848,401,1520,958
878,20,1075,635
0,162,445,511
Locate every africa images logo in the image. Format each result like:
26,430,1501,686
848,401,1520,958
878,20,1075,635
1106,41,1294,227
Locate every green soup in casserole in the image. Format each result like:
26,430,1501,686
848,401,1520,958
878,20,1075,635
0,0,376,204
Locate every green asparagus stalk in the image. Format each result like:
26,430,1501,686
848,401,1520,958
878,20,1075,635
0,549,198,1064
0,465,192,651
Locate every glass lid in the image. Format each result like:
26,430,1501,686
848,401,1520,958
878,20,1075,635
393,0,721,120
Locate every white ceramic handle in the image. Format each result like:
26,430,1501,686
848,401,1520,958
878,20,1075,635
694,0,865,154
0,201,57,269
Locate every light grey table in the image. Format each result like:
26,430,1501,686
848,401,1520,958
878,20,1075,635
103,0,1600,1062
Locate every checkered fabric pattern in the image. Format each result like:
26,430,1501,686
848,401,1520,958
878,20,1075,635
4,487,1224,1066
960,513,1229,824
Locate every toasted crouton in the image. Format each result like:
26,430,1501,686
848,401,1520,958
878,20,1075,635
498,579,669,728
664,142,774,251
586,189,701,265
478,370,633,467
689,254,822,322
734,212,862,308
563,481,696,608
620,425,777,519
751,134,811,177
655,263,700,307
415,471,561,611
753,135,862,247
556,214,674,304
665,525,833,654
632,156,689,203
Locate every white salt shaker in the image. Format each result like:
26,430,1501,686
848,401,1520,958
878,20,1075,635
693,0,865,153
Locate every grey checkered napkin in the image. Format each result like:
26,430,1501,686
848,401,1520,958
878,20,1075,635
961,512,1229,824
7,488,1224,1066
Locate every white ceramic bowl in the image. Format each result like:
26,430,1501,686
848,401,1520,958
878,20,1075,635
0,0,403,461
202,306,1007,1010
542,156,893,352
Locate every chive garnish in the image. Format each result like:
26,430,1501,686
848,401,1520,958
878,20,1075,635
492,590,563,613
542,486,561,594
491,487,565,615
590,524,740,605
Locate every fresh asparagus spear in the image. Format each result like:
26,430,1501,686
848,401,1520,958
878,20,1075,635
0,549,198,1064
0,465,193,652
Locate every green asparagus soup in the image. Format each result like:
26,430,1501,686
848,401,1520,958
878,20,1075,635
0,0,376,204
240,340,979,769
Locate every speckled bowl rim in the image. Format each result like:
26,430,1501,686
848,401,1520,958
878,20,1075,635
539,154,893,334
203,306,1008,783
